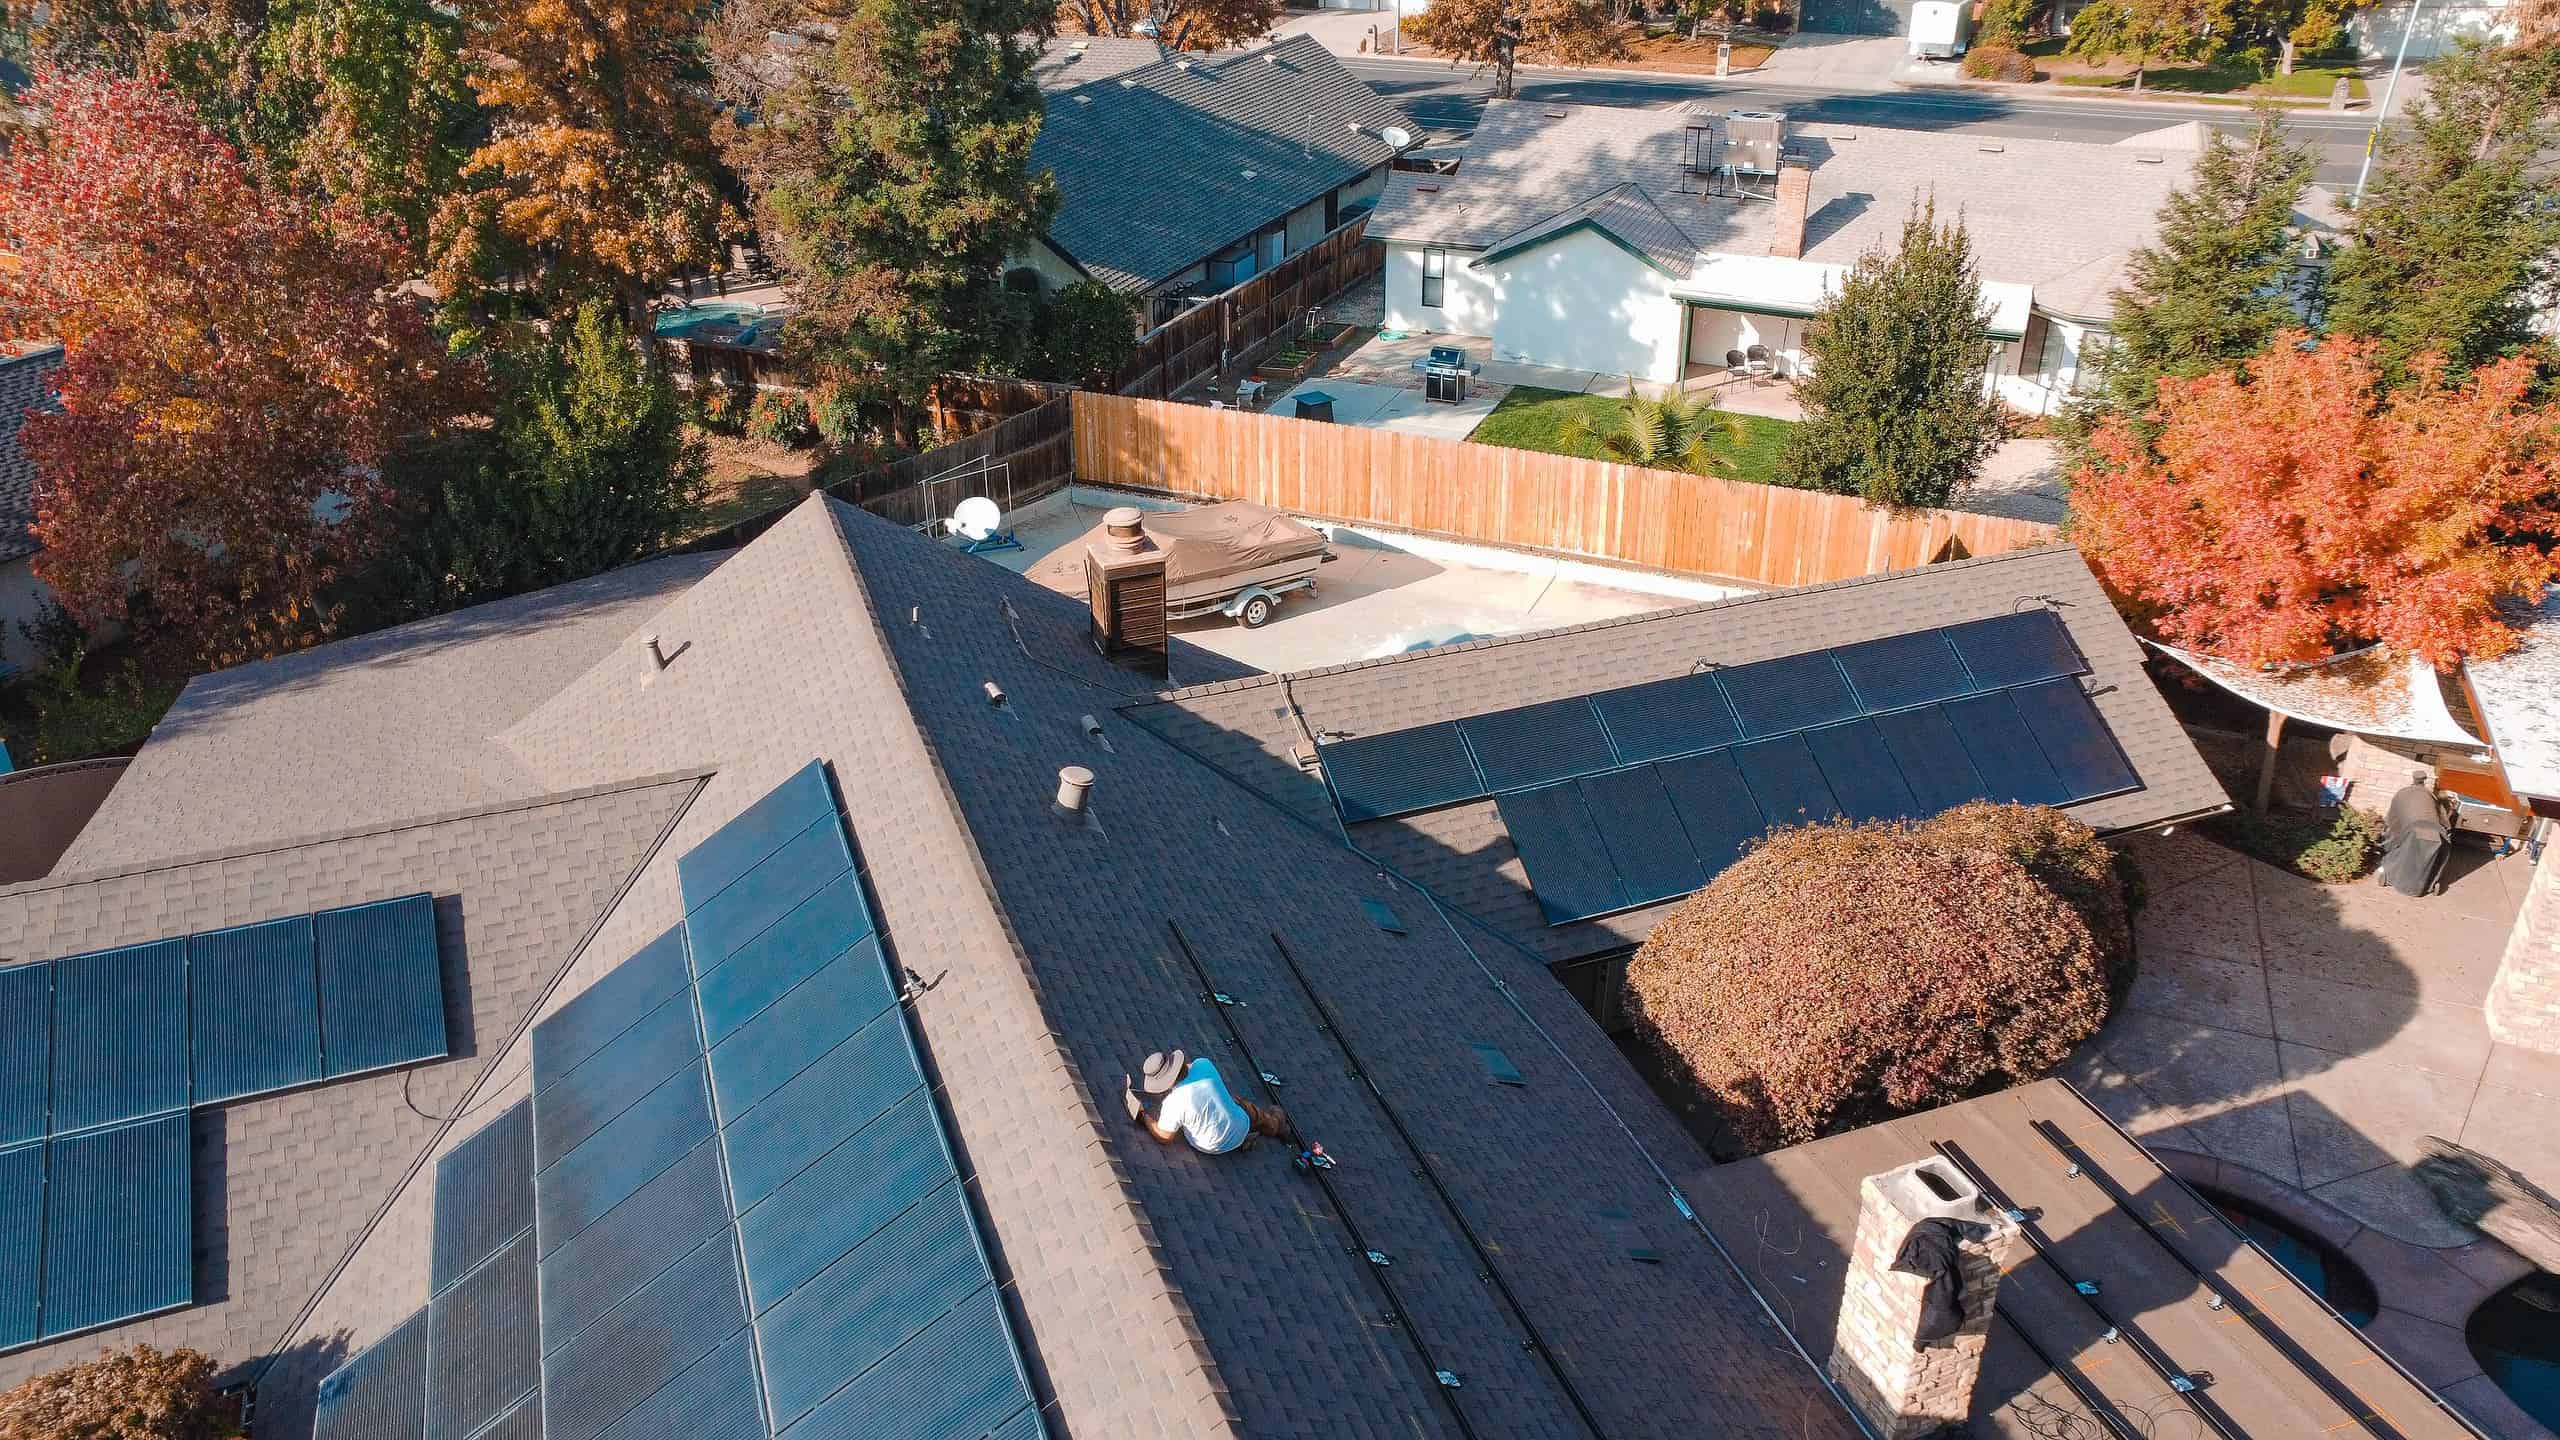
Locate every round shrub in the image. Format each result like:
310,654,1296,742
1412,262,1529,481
1627,817,2110,1153
745,389,815,448
1960,44,2036,81
694,377,749,436
1,1344,242,1439
1919,800,2134,998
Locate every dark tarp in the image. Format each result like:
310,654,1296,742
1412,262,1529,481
2377,783,2450,897
1890,1217,1972,1344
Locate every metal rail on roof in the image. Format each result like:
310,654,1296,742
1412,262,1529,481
1929,1139,2250,1440
1986,1301,2148,1440
1267,931,1610,1439
1164,919,1482,1440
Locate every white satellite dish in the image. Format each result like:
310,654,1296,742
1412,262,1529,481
952,495,1004,542
1381,125,1414,150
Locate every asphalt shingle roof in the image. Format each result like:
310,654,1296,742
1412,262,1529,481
1031,34,1413,291
1474,182,1698,279
0,344,62,567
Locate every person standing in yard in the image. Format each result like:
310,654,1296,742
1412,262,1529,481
1123,1049,1289,1155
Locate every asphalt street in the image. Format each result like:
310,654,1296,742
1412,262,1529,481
1342,56,2383,186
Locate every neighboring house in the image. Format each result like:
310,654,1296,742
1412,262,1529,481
1021,34,1418,324
1368,101,2211,412
0,343,63,676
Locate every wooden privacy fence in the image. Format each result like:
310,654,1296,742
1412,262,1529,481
829,392,1076,529
1113,216,1384,401
1070,392,2059,588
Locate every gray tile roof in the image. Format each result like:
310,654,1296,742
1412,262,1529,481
0,774,699,1437
1369,99,2197,295
1033,35,1170,92
1126,545,2232,966
1474,182,1698,279
0,344,62,567
1031,34,1413,291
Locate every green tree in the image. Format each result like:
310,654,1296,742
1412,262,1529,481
1022,280,1139,388
726,0,1058,434
379,303,705,613
2068,103,2312,451
1777,203,2007,510
2060,0,2219,91
2324,39,2560,380
252,0,480,253
1558,382,1748,477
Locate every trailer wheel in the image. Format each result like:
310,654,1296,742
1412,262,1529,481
1239,595,1276,628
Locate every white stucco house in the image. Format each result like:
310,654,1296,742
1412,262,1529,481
0,344,63,677
1368,101,2223,414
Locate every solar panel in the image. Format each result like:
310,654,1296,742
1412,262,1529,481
1733,733,1843,830
539,1135,731,1355
1319,723,1485,822
48,940,187,1133
1833,631,1976,712
1943,691,2072,807
1869,706,1994,815
431,1101,534,1295
473,1396,543,1440
188,915,322,1105
694,879,877,1048
1589,673,1740,764
0,964,48,1147
685,818,857,970
0,1143,40,1349
706,945,897,1126
1654,750,1771,879
591,1327,766,1440
2009,678,2141,801
1493,781,1628,925
425,1232,539,1440
1803,720,1921,824
535,988,702,1169
40,1113,191,1338
722,1012,922,1213
532,925,693,1092
1579,767,1705,906
1458,698,1617,791
540,1229,747,1440
1713,651,1858,737
990,1407,1049,1440
758,1180,988,1430
535,1061,714,1256
680,760,836,913
781,1285,1037,1440
737,1089,947,1315
312,1307,429,1440
1944,609,2085,688
315,893,449,1079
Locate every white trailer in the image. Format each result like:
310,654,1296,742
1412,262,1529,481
1909,0,1973,58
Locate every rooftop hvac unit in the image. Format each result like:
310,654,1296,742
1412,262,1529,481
1726,110,1786,177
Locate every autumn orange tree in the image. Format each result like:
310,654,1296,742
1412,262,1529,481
0,1344,241,1440
1406,0,1626,99
2071,332,2560,669
0,70,472,662
1054,0,1281,48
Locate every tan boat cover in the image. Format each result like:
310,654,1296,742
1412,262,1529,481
1027,501,1326,596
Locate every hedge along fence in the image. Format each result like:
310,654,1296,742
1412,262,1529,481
1069,391,2059,588
1112,215,1384,401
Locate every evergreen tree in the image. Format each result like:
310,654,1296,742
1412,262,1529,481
2069,103,2312,448
728,0,1058,433
2324,39,2560,379
1777,203,2007,511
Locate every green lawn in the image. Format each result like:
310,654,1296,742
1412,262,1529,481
1466,385,1796,486
2023,38,2366,98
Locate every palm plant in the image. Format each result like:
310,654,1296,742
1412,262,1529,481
1558,381,1748,478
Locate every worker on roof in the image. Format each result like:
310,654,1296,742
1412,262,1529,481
1124,1049,1288,1155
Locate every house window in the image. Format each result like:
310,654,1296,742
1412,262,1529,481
1421,246,1446,308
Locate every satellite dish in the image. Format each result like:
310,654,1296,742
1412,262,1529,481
1381,125,1415,150
952,496,1004,541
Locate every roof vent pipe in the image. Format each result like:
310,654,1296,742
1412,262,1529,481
1104,507,1149,553
1056,765,1095,814
646,635,673,670
984,681,1008,708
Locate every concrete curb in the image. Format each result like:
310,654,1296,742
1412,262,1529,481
1893,72,2371,112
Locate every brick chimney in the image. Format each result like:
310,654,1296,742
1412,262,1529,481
1084,507,1169,678
1828,1157,2017,1440
1767,159,1813,261
2488,849,2560,1052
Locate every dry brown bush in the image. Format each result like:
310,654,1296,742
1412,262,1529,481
0,1345,240,1440
1920,800,2135,997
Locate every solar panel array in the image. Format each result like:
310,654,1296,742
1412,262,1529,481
0,893,448,1353
312,761,1043,1440
1311,612,2142,925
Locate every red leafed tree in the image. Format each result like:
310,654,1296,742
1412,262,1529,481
0,70,471,662
2071,331,2560,669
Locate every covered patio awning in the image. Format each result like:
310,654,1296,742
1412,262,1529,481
1669,253,2032,339
2146,641,2487,749
2463,585,2560,804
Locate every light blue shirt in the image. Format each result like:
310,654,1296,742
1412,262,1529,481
1156,1058,1249,1154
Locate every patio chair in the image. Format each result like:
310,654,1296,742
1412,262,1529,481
1744,344,1773,380
1723,349,1748,380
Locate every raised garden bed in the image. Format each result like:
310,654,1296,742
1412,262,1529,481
1253,347,1319,383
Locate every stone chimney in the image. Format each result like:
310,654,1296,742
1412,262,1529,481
1768,159,1813,261
1084,507,1169,678
2488,849,2560,1052
1828,1156,2017,1440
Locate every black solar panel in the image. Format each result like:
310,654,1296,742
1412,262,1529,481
590,1327,765,1440
534,1061,714,1256
1579,767,1705,906
685,816,856,970
0,1142,39,1349
1944,608,2086,688
1733,734,1843,830
535,988,702,1169
1942,692,2072,807
540,1229,747,1440
40,1113,190,1339
1319,723,1485,822
2010,678,2141,801
758,1180,988,1430
424,1232,538,1440
737,1089,946,1316
0,965,47,1148
1654,751,1771,880
539,1136,730,1356
316,893,448,1079
1833,631,1976,712
1713,650,1858,737
1589,673,1740,763
1869,706,1994,815
1493,782,1629,924
678,759,836,914
694,879,876,1048
1803,720,1921,824
312,1307,429,1440
431,1101,533,1295
1459,697,1618,792
48,940,187,1134
782,1285,1038,1440
531,925,692,1093
473,1396,542,1440
706,944,895,1127
722,1010,921,1213
188,915,322,1105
